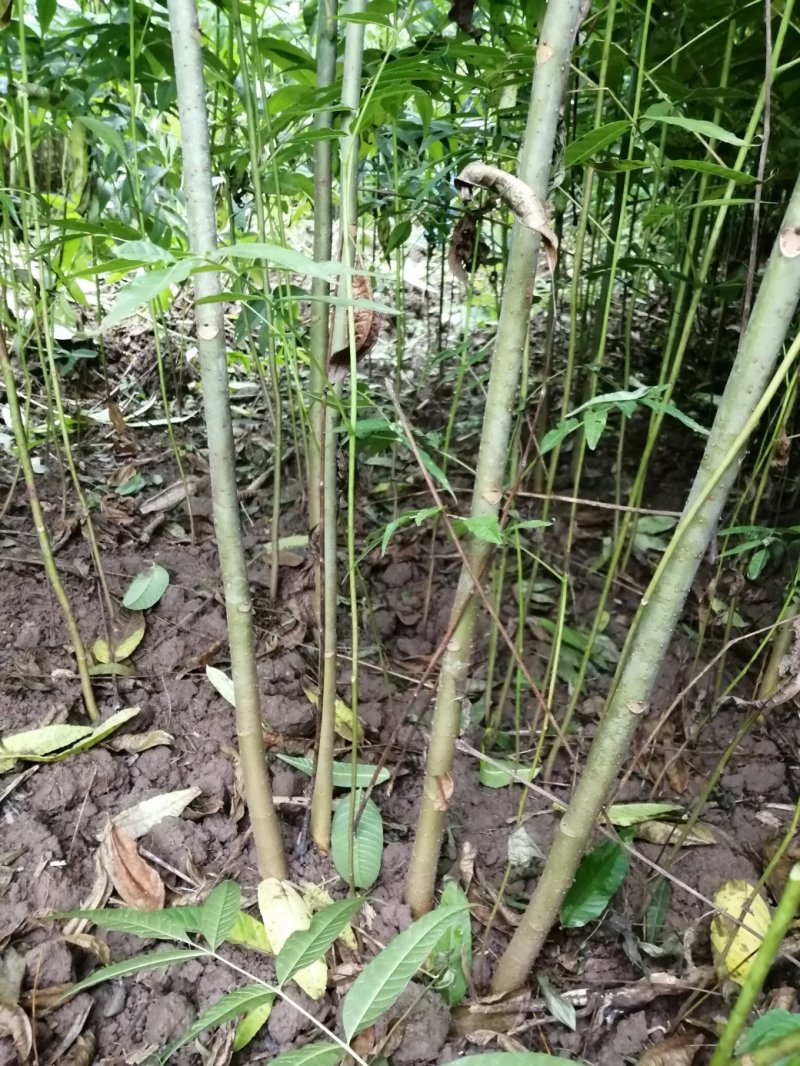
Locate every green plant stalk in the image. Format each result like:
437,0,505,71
404,0,587,918
167,0,286,879
307,0,338,539
13,9,116,623
709,863,800,1066
0,327,98,721
230,0,283,602
311,382,343,852
491,175,800,994
311,0,368,855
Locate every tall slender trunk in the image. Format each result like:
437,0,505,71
492,175,800,993
167,0,287,879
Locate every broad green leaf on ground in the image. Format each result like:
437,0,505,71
302,688,364,743
267,1043,343,1066
275,754,390,789
564,120,630,167
330,793,383,889
342,904,469,1040
710,881,771,986
560,840,630,928
206,665,236,706
101,260,194,330
226,910,273,954
0,706,140,773
276,897,364,984
537,974,576,1031
112,787,201,839
57,906,201,942
92,611,145,663
644,878,672,943
479,758,539,788
0,723,93,773
233,997,274,1052
258,879,326,999
122,564,170,611
428,880,472,1007
738,1009,800,1056
198,882,241,949
61,948,204,999
161,985,274,1062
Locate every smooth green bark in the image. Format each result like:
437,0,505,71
168,0,286,879
405,0,588,917
492,175,800,993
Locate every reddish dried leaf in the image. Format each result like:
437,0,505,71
637,1032,702,1065
330,270,382,367
102,825,165,911
448,0,476,33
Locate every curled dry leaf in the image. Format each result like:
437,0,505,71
636,1032,702,1065
62,853,111,937
62,932,111,966
0,1003,32,1060
634,821,715,847
105,730,174,754
763,832,800,900
62,1032,97,1066
433,772,454,812
139,476,201,516
448,210,492,281
454,162,558,273
112,786,201,839
101,825,165,911
330,267,382,368
204,1022,235,1066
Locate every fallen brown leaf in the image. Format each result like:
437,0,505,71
433,772,454,812
62,1032,96,1066
637,1032,702,1065
0,1003,32,1060
101,825,165,911
63,932,111,966
204,1023,234,1065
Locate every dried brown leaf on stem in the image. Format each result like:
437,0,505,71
455,162,559,272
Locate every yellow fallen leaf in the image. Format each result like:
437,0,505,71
303,687,364,743
301,881,358,950
257,878,327,999
710,880,771,986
